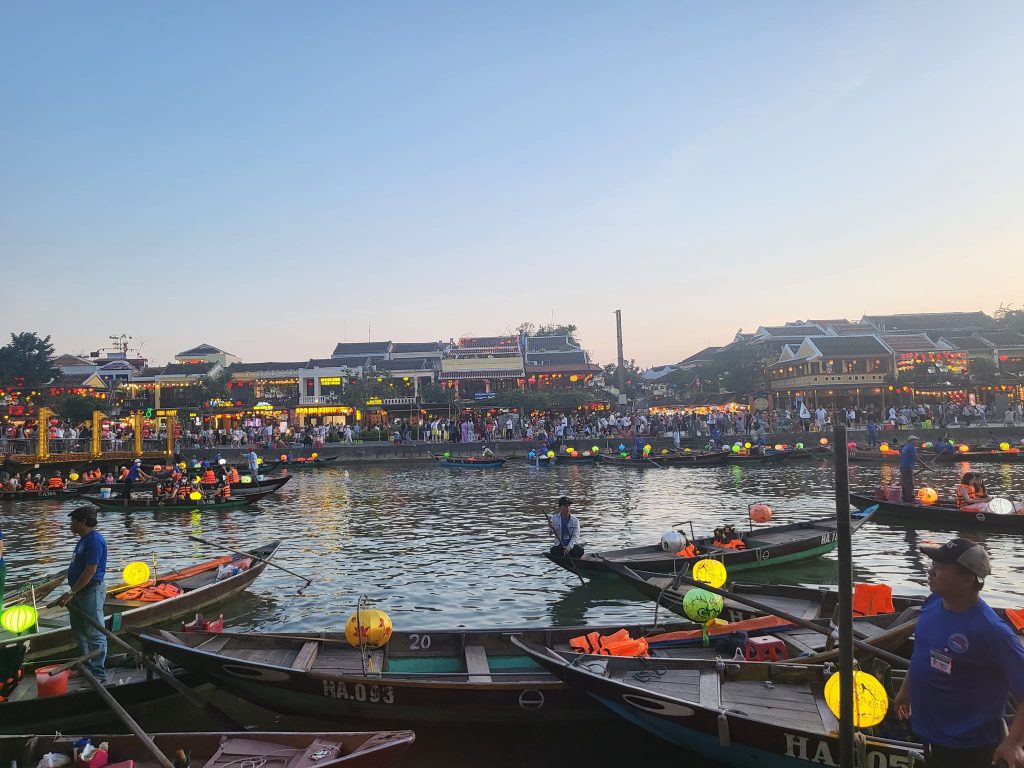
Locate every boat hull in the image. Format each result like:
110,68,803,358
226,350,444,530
850,492,1024,532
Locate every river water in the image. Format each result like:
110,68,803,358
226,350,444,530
4,458,1024,765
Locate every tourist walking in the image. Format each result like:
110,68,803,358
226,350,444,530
56,507,108,683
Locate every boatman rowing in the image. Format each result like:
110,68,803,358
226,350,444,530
547,496,583,559
899,435,927,503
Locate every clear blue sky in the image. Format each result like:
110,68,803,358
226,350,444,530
2,2,1022,367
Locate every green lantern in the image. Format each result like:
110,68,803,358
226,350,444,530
682,588,724,623
1,604,38,635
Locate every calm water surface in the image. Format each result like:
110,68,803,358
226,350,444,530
4,458,1024,766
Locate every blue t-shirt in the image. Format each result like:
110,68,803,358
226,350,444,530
68,530,107,587
910,594,1024,748
126,465,141,481
899,443,917,471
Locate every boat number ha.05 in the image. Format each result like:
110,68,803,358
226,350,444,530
322,681,395,704
409,634,431,650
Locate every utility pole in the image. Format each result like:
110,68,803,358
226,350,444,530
615,310,627,416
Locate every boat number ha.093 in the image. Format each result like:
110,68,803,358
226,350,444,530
322,681,395,704
409,634,432,650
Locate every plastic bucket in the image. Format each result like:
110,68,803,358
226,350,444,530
35,664,70,697
99,487,111,499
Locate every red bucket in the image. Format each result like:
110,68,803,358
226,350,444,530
35,664,70,697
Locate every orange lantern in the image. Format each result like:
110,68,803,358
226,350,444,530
819,438,828,446
749,503,773,524
958,444,970,453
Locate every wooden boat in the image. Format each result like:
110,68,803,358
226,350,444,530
546,508,876,576
511,640,924,768
432,455,506,469
137,618,760,724
554,453,598,465
850,491,1024,532
0,731,415,768
0,656,200,734
847,449,901,464
597,453,722,468
77,474,291,496
82,488,276,510
1,571,66,609
278,456,341,469
933,448,1024,463
146,460,283,475
0,541,280,661
0,487,83,502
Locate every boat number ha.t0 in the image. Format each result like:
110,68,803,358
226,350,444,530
322,681,395,704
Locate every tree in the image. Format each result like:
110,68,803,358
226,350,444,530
603,359,644,396
48,394,107,424
535,324,581,346
693,344,766,395
0,332,58,388
994,306,1024,333
192,369,232,405
970,357,998,385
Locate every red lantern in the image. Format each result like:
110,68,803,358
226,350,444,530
749,503,773,524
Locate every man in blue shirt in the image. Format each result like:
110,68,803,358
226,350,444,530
56,507,108,683
120,458,149,501
898,434,922,502
895,538,1024,767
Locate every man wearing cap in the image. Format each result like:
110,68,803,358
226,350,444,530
899,435,924,503
894,538,1024,767
120,458,149,501
56,507,108,683
548,497,583,558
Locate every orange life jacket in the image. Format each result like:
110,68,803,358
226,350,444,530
227,468,240,483
115,582,184,602
176,486,189,499
715,538,746,550
569,629,650,657
1005,608,1024,633
852,583,895,616
675,543,700,558
201,470,216,484
217,484,231,499
956,484,977,509
23,481,36,491
119,469,129,480
47,477,65,489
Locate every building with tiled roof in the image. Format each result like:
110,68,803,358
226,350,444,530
440,335,524,397
677,346,722,369
390,342,445,359
175,343,240,367
861,312,997,334
331,341,392,359
768,334,894,409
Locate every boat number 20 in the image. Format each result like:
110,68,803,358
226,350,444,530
322,681,395,704
409,634,432,650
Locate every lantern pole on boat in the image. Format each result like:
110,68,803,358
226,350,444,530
833,423,855,768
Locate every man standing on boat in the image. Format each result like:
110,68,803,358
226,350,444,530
245,447,259,476
547,497,583,558
121,458,149,501
895,538,1024,768
56,507,108,683
899,435,923,503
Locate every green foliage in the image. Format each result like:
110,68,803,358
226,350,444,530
995,307,1024,333
603,360,643,395
193,369,232,405
693,344,766,395
419,382,456,404
0,332,58,388
48,394,107,424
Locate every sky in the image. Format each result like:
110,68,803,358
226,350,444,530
2,2,1022,368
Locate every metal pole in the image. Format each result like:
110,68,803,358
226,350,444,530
615,310,626,416
833,423,854,767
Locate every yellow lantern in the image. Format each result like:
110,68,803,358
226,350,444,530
917,487,938,505
692,559,727,589
743,442,751,449
240,475,252,484
958,444,970,453
123,561,151,586
312,452,319,459
1,604,38,634
189,491,203,501
999,442,1010,451
345,608,393,648
824,670,889,727
256,457,263,465
879,443,890,453
69,472,80,481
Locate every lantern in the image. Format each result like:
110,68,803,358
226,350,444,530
547,450,555,458
692,559,727,589
749,503,773,523
619,452,628,457
591,446,599,453
189,491,203,501
68,472,79,481
824,670,888,727
774,444,785,451
682,588,724,623
1000,442,1010,452
846,442,857,450
0,604,37,635
661,449,669,455
241,475,252,483
922,442,933,449
683,447,692,453
154,465,164,473
879,443,890,453
731,445,740,453
218,458,227,465
819,438,829,446
618,444,625,451
660,531,684,552
345,608,393,648
443,452,451,459
312,452,318,459
795,442,804,450
917,487,938,505
644,444,652,452
256,457,263,465
958,444,970,453
123,561,151,586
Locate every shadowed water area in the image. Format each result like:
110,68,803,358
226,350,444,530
4,458,1023,766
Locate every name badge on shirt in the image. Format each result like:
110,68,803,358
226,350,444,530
930,649,952,675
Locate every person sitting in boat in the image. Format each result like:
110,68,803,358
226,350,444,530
153,482,169,499
972,475,992,503
47,472,66,490
215,481,232,502
6,475,20,491
225,466,240,484
118,466,129,481
102,472,115,484
712,524,746,550
174,482,190,501
956,473,981,510
200,462,216,484
548,496,583,558
22,476,36,491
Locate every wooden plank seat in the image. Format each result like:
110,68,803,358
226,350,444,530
291,641,319,671
464,644,491,682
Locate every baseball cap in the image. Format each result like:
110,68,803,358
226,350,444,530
920,537,991,578
906,435,920,442
557,496,573,507
68,506,98,525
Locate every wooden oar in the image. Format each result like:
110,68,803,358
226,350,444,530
642,570,912,668
544,514,586,586
187,535,311,586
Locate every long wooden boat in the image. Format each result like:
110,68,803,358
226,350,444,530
77,474,291,496
598,453,725,468
0,657,200,734
278,456,341,470
0,731,415,768
546,508,876,576
1,571,66,609
0,487,83,502
932,448,1024,463
147,460,283,475
847,449,901,464
81,488,276,510
850,491,1024,532
432,455,506,469
0,541,280,661
554,453,598,465
512,640,924,768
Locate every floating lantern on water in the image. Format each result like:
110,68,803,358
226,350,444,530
795,442,804,450
591,446,599,453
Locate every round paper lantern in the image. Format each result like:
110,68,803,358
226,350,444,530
620,452,628,458
660,531,684,552
922,442,933,450
153,465,163,472
774,444,785,451
528,450,536,458
879,443,890,453
824,670,889,727
189,491,203,501
684,447,692,453
68,472,79,481
958,444,970,453
1000,442,1010,452
591,446,599,453
795,442,804,450
744,442,752,449
692,559,727,589
731,445,740,453
1,604,37,634
178,462,187,469
618,444,625,451
280,454,288,461
819,438,829,446
749,503,773,523
312,452,318,459
644,444,652,452
240,475,252,484
661,449,669,455
547,450,555,458
917,487,938,505
345,608,393,648
682,588,724,623
218,458,227,465
123,561,151,586
443,452,451,458
989,497,1014,515
847,442,857,450
256,457,263,465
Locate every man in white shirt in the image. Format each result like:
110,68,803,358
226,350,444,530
548,497,583,558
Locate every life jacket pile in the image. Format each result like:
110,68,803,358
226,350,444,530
712,524,746,550
47,477,65,490
569,629,650,657
116,582,185,602
674,542,700,558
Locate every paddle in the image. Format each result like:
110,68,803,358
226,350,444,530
544,514,586,587
640,569,912,668
187,535,312,587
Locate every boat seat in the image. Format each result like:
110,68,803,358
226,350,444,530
291,641,319,671
196,634,233,653
464,644,491,682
